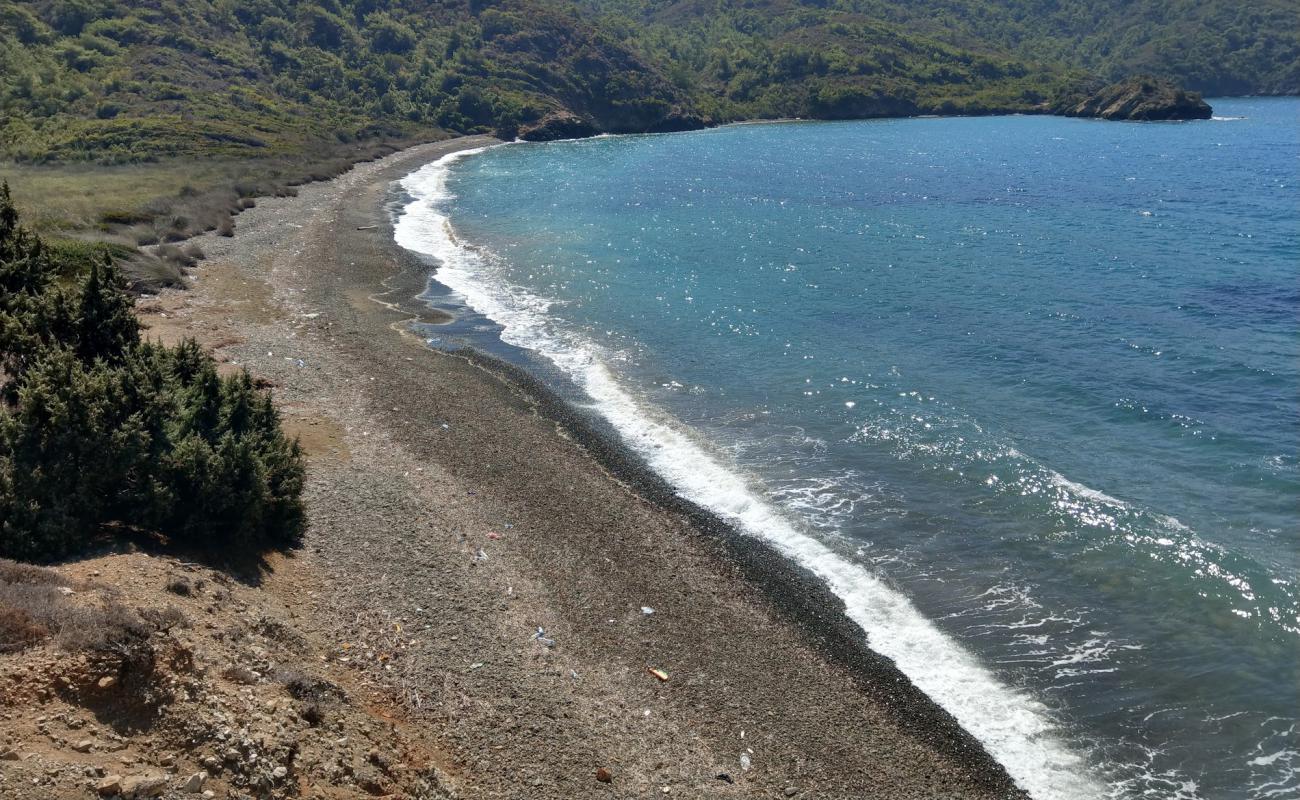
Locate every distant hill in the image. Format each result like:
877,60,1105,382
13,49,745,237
1,0,1291,165
585,0,1294,112
840,0,1300,96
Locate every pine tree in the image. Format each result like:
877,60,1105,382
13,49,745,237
76,259,139,363
0,187,305,561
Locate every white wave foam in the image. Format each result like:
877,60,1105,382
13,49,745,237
394,148,1103,800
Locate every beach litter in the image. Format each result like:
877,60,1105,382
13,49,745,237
647,667,669,682
474,548,488,561
595,767,613,784
716,774,735,784
532,627,556,647
640,606,655,615
739,752,752,771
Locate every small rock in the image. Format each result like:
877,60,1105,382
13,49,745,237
73,739,94,753
96,774,123,796
97,676,117,690
595,767,613,783
180,771,206,793
0,748,21,761
784,788,799,797
271,766,287,780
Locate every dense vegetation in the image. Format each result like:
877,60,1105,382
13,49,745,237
579,0,1080,122
5,0,1291,167
0,184,305,561
582,1,1297,108
839,0,1300,96
0,0,696,164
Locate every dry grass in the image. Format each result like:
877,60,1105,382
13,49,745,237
0,137,416,290
0,557,152,653
0,559,69,586
0,605,50,653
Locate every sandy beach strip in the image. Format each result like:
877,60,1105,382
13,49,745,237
138,136,1028,799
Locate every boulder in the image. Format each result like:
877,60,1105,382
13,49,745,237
1052,76,1212,121
96,774,123,796
121,774,167,798
180,771,207,793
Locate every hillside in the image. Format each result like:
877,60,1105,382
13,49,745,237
0,0,1277,264
848,0,1300,96
4,0,1292,167
580,0,1079,122
585,0,1299,99
0,0,698,165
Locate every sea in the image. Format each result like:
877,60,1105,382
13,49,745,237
393,98,1299,800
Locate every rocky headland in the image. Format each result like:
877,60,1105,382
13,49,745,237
1051,76,1213,120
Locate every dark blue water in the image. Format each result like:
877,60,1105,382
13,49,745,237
395,99,1299,799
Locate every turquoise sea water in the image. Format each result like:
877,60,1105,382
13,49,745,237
395,99,1299,799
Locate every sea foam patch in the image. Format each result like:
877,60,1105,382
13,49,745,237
394,148,1104,800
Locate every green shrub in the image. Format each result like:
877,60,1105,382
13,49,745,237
0,184,305,562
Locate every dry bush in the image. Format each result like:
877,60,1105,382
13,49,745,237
0,559,151,654
274,666,345,703
222,663,258,684
0,559,67,586
140,605,188,633
300,701,326,726
53,599,151,652
121,250,185,291
254,615,304,646
0,606,50,652
217,217,235,237
165,576,192,596
155,243,198,269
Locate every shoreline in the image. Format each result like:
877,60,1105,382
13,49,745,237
141,135,1032,798
387,145,1075,791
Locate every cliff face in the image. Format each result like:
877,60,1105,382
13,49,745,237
1052,76,1213,121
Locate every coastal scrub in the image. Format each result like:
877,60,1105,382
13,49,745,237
0,184,304,561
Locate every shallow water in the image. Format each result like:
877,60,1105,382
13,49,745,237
394,99,1300,799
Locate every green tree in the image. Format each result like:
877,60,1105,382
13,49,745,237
76,259,139,363
0,186,305,561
